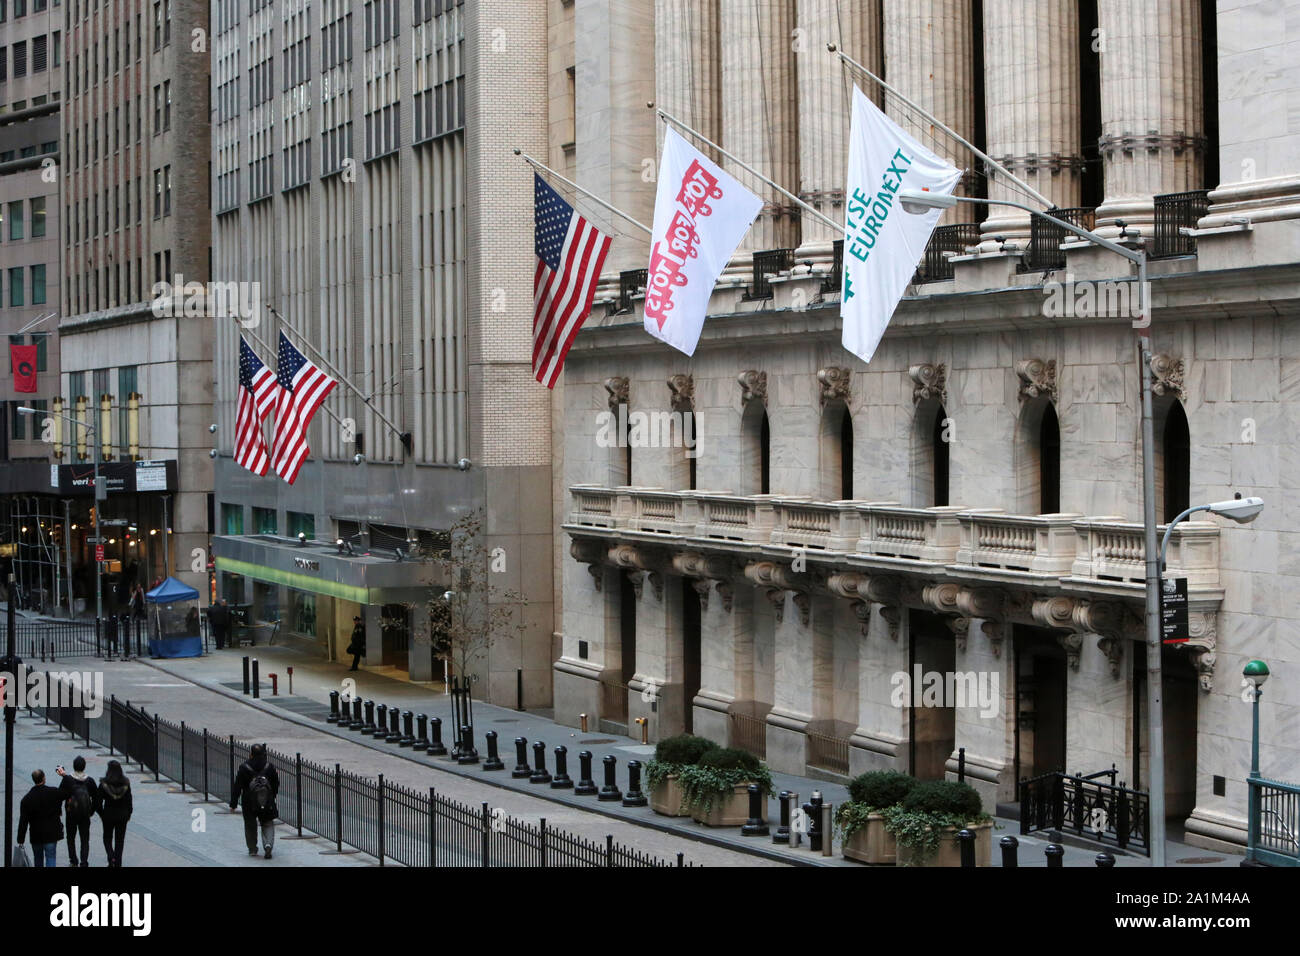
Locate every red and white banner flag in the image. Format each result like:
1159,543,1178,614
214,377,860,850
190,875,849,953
643,129,762,356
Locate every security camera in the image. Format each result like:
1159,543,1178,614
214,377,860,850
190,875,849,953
457,457,471,471
208,423,218,434
353,453,365,465
208,449,217,459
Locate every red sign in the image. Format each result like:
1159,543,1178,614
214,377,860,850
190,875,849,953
10,344,38,393
95,544,105,562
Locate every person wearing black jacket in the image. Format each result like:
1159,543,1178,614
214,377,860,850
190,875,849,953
56,757,99,867
230,744,280,859
96,760,133,867
347,616,365,671
17,770,65,867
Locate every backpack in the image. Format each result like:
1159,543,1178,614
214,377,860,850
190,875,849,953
66,780,93,820
248,767,273,810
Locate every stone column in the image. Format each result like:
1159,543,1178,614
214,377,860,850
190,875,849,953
720,0,800,255
1094,0,1204,238
980,0,1083,249
553,542,615,728
654,0,722,153
883,0,977,225
626,568,685,739
850,604,909,774
693,576,750,745
765,588,814,774
793,0,883,263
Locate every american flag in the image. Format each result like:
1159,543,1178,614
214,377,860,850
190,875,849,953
234,336,281,476
532,172,612,388
270,331,337,485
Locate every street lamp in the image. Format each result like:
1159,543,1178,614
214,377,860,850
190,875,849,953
19,407,103,631
898,191,1168,864
1160,495,1265,571
1242,659,1270,866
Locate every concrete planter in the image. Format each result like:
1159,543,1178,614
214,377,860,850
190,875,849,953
650,775,689,817
841,813,897,864
690,783,753,827
895,820,993,867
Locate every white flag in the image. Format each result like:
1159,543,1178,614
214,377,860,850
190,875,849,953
644,128,763,356
841,86,962,364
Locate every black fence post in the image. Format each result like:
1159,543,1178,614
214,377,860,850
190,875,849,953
251,659,260,699
529,742,551,784
426,716,446,756
622,759,646,806
350,698,363,731
374,703,388,737
428,787,437,868
958,747,966,783
457,725,479,764
958,828,976,867
108,694,115,755
295,753,303,837
364,700,376,733
1045,843,1065,868
179,721,186,792
415,714,429,750
400,711,414,747
242,656,250,695
511,737,531,778
480,802,490,868
334,764,343,854
741,784,768,836
598,755,621,801
575,751,597,795
552,746,574,789
327,691,340,723
774,790,792,844
605,834,614,867
539,818,548,868
482,731,504,771
202,728,209,800
153,714,160,781
1000,835,1019,868
377,774,385,866
228,735,236,805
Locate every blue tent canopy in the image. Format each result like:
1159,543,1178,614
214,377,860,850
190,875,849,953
146,576,200,604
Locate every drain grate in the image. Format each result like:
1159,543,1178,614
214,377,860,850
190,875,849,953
579,738,617,745
492,718,520,723
1176,856,1225,864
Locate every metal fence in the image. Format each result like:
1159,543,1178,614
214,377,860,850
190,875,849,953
820,239,844,296
1152,189,1209,259
1249,775,1300,867
618,268,648,313
729,711,767,760
913,223,981,283
27,680,691,868
747,248,794,299
1020,770,1150,855
806,730,850,776
2,617,211,661
1019,206,1096,272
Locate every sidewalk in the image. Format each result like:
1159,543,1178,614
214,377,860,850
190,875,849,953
107,642,1244,868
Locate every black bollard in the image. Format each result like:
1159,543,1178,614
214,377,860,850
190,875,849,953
1095,852,1116,868
414,714,429,750
552,746,574,789
251,659,260,698
363,700,376,733
773,790,792,844
1000,835,1019,868
374,703,388,737
482,731,505,771
400,711,415,747
597,754,622,801
385,707,402,743
456,724,479,764
574,751,597,795
426,716,447,756
242,656,250,695
622,759,647,806
511,737,531,778
327,691,340,723
741,784,769,836
958,828,976,868
349,698,363,730
529,741,551,783
1045,843,1064,868
802,792,825,852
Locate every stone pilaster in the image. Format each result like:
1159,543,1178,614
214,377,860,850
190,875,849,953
654,0,722,152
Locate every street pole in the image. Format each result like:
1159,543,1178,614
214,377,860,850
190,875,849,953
94,428,102,633
1247,682,1261,864
162,495,171,577
64,500,73,618
4,573,17,867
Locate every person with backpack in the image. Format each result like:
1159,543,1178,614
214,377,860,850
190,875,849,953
56,757,99,867
230,744,280,859
16,769,65,867
96,760,133,867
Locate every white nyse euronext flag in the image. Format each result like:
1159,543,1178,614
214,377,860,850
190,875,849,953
644,128,763,356
840,86,962,363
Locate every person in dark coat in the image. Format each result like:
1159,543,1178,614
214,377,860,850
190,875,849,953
347,616,366,671
17,769,65,867
56,756,99,867
104,614,119,657
230,744,280,859
96,760,133,867
131,584,147,621
209,599,230,650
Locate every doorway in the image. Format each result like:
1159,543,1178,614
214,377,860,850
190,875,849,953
682,578,701,734
1013,625,1068,783
381,603,411,673
1134,645,1199,822
908,609,956,780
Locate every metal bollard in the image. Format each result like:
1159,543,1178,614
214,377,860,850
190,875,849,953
242,656,250,695
1045,843,1064,868
788,792,803,847
511,737,531,778
349,698,363,730
269,673,278,696
958,828,976,867
622,759,647,806
374,703,388,737
773,790,792,844
385,707,402,743
327,691,340,723
414,714,429,750
552,746,574,789
286,666,293,695
251,659,260,698
426,716,447,756
574,751,597,795
1000,835,1019,868
801,791,824,852
456,724,479,764
400,711,415,747
482,731,505,771
741,784,769,836
363,700,376,733
1095,852,1116,868
598,754,622,801
529,741,552,783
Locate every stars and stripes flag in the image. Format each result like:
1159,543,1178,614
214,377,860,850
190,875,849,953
234,335,281,476
532,172,612,388
270,331,337,484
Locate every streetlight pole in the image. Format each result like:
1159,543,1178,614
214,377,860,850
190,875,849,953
1241,659,1270,866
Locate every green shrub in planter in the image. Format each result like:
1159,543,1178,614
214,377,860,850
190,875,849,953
645,734,720,791
678,747,772,817
901,780,983,818
836,771,918,839
882,780,990,863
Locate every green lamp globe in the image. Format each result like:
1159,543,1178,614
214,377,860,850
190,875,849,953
1243,660,1270,688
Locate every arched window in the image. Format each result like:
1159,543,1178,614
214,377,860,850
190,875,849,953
1039,404,1060,514
1017,397,1060,515
913,399,950,506
1159,400,1190,523
820,402,854,500
741,401,770,495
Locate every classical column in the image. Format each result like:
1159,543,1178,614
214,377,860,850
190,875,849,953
654,0,722,153
553,542,613,728
721,0,800,255
883,0,977,225
693,575,750,745
793,0,883,262
1094,0,1204,238
979,0,1083,249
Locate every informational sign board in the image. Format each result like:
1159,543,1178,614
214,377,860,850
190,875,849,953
1160,575,1189,643
95,544,105,563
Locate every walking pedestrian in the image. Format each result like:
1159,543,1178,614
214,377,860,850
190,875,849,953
209,599,230,650
230,744,280,859
96,759,133,867
131,583,147,621
347,616,366,671
56,757,99,867
17,769,65,868
104,614,119,659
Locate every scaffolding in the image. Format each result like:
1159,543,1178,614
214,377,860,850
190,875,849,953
6,496,72,615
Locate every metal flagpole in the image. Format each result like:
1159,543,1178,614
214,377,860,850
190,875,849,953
233,319,347,430
515,150,653,235
829,44,1055,211
651,105,842,232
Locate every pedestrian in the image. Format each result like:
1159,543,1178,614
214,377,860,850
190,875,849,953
131,584,146,621
209,599,230,650
347,616,366,671
230,744,280,859
96,759,133,867
104,613,119,658
56,757,99,867
17,769,65,868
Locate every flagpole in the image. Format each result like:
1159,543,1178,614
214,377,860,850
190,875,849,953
829,44,1054,211
651,104,841,233
264,306,412,452
515,149,652,235
234,319,348,430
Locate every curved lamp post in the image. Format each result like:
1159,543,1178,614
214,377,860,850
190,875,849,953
1243,659,1270,866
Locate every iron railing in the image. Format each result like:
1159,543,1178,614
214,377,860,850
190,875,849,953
806,730,850,776
820,239,844,295
1020,770,1150,855
747,248,794,300
1,618,210,660
1152,189,1209,259
618,268,648,312
913,223,981,283
1019,206,1096,272
28,678,690,868
729,711,767,760
1248,775,1300,867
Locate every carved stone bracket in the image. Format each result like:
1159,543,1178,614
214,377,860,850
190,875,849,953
879,606,901,642
667,374,695,413
626,570,645,601
646,570,664,602
980,621,1004,658
609,544,653,572
761,587,786,624
1071,600,1127,642
1150,353,1186,401
828,571,902,639
948,616,970,653
690,577,713,612
851,601,872,637
792,592,811,628
1031,595,1077,631
716,580,734,614
1056,632,1084,671
744,560,802,592
922,582,961,616
1016,358,1058,403
570,538,605,591
737,369,767,405
956,586,1006,658
1184,608,1218,693
672,551,731,581
1096,636,1124,679
909,363,948,405
603,376,629,413
817,366,851,407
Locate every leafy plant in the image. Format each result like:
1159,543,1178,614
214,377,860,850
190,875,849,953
847,771,918,810
645,735,720,795
677,748,772,818
881,780,990,864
